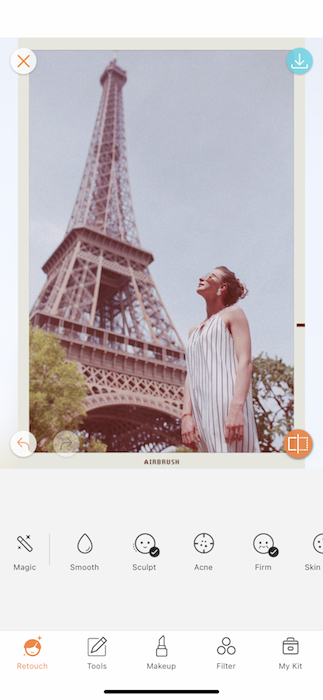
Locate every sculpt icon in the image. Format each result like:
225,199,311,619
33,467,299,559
194,533,214,554
134,533,160,557
313,534,323,553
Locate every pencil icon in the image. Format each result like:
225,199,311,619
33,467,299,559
90,637,107,654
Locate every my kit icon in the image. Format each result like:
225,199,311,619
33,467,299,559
282,637,299,655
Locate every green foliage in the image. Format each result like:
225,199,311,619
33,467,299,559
252,353,294,452
30,325,88,451
173,446,195,453
78,433,108,452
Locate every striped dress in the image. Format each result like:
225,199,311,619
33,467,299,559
186,313,260,453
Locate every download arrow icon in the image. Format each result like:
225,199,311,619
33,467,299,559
294,53,305,66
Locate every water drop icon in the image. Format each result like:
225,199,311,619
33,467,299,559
77,533,93,554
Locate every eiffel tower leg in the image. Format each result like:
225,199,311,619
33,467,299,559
30,59,186,453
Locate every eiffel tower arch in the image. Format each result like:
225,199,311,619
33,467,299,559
30,59,186,452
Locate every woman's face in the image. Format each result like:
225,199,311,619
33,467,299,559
197,268,223,296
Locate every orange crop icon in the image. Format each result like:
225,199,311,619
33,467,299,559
284,430,313,459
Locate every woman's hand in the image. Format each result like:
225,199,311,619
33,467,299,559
181,415,200,452
225,406,244,443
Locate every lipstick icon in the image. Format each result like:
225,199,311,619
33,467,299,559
156,636,168,657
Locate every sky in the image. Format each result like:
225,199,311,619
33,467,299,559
29,49,294,364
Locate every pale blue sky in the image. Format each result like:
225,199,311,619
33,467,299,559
30,50,294,364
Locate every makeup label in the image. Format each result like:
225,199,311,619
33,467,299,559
147,663,176,670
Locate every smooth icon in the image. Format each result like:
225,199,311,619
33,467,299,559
10,431,37,457
53,431,80,457
77,534,93,554
156,636,168,657
10,48,37,75
313,533,323,554
286,48,313,75
282,637,299,655
88,636,107,657
134,533,160,557
253,533,279,557
194,533,214,554
217,637,236,655
24,638,41,657
17,535,33,553
284,430,313,458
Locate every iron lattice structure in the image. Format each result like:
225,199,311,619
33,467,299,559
30,59,186,452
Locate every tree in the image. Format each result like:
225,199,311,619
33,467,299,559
252,353,294,452
30,325,88,451
78,433,107,452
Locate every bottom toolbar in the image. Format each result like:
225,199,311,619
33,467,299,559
1,630,323,700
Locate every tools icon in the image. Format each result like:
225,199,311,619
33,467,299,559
88,636,107,657
17,535,33,553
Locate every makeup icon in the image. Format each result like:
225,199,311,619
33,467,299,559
17,535,33,553
88,636,107,657
77,534,93,554
156,636,168,657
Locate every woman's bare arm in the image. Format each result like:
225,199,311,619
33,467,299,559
224,307,253,443
181,326,200,451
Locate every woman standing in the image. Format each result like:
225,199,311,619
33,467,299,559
181,266,259,453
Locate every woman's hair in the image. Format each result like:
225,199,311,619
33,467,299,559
216,266,248,306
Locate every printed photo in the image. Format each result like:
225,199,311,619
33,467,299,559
29,50,294,454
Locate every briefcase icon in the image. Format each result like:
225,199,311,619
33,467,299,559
282,637,299,654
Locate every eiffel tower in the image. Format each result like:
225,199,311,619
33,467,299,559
30,59,186,452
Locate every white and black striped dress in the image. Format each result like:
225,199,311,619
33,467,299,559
186,313,260,453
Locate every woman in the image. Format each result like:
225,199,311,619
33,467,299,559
181,266,260,453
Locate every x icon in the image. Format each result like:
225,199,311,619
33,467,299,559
17,54,30,68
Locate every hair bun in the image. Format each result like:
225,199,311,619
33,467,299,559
216,266,249,306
